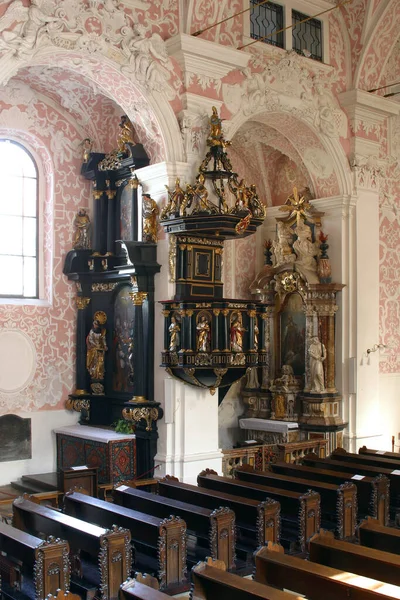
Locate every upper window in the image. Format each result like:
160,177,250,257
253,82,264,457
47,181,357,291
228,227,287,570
249,1,323,62
250,0,284,49
292,9,323,61
0,140,38,298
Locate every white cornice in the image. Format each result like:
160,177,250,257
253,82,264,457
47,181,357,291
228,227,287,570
339,89,400,127
181,93,223,114
165,33,250,80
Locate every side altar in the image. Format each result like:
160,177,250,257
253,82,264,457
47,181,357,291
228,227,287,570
63,117,162,481
240,189,346,454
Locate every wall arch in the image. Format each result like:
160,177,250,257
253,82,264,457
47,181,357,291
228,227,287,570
0,47,184,164
226,108,352,198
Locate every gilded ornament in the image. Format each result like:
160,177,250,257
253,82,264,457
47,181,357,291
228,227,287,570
169,235,176,282
122,407,159,431
130,291,148,306
91,283,117,292
76,296,90,310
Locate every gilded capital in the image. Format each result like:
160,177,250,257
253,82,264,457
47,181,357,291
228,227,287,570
76,296,91,310
129,291,148,305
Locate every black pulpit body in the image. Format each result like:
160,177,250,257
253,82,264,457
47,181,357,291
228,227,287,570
64,120,162,480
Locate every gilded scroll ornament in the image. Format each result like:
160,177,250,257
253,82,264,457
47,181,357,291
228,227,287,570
122,407,159,431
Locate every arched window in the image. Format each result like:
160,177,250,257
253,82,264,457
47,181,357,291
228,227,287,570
0,140,38,298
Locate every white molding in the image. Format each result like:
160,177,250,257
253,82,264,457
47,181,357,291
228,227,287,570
134,161,192,198
166,33,249,80
181,93,223,115
339,89,400,133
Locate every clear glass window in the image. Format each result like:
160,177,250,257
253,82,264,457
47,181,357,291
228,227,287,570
0,140,38,298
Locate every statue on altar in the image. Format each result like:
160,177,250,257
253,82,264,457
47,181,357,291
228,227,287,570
142,193,159,243
117,115,137,154
272,222,295,267
309,336,326,393
73,209,91,250
86,313,108,381
293,220,320,281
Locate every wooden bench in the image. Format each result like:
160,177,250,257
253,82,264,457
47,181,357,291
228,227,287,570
197,469,320,553
190,557,306,600
0,520,70,599
157,476,280,554
235,465,357,539
302,453,399,516
64,491,186,593
333,447,400,470
309,529,400,586
359,446,400,461
254,542,400,600
113,485,235,570
359,516,400,554
270,460,390,525
12,496,131,600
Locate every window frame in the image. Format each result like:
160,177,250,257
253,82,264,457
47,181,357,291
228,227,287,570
244,0,330,63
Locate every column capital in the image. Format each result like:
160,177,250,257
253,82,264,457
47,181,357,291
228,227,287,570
76,297,91,310
130,291,148,306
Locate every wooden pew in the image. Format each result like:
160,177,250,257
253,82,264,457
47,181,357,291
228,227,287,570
197,469,320,553
270,461,390,525
309,529,400,586
113,485,235,570
359,516,400,554
120,574,170,600
190,557,306,600
12,496,131,600
332,447,400,469
235,465,357,539
359,446,400,461
302,453,399,515
157,476,280,552
0,520,70,599
64,491,186,593
254,543,400,600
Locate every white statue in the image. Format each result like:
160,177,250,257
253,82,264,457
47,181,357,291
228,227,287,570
293,221,319,279
309,336,326,393
272,222,295,267
246,367,260,389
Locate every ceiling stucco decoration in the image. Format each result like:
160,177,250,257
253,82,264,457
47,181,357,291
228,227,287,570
0,329,37,394
222,51,347,141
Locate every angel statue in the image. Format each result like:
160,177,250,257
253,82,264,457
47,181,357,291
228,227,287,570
0,0,60,56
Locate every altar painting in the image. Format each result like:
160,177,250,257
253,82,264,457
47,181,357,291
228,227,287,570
113,286,134,392
280,292,305,377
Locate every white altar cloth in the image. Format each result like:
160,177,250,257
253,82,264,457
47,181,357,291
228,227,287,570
54,424,135,442
239,418,298,433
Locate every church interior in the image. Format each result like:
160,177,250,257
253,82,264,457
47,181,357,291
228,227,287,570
0,0,400,598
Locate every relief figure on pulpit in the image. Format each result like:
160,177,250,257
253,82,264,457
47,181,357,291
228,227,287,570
280,293,305,377
230,314,246,352
169,316,180,352
87,314,108,381
309,336,326,393
196,315,211,353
